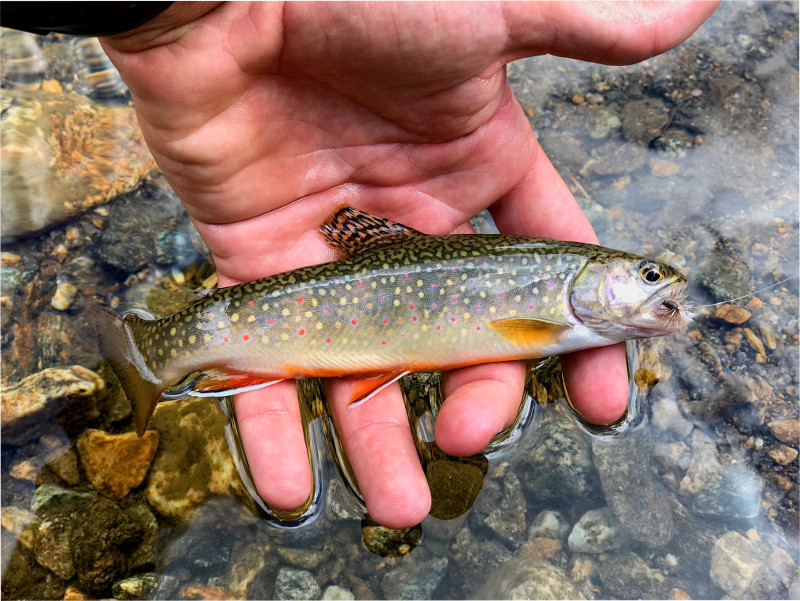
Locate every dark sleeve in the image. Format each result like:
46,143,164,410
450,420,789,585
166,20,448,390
0,1,174,37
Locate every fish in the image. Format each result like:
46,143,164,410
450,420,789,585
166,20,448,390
93,207,692,436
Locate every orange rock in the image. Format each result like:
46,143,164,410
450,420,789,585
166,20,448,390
714,304,751,324
746,297,765,310
669,588,692,600
768,419,800,444
77,429,159,500
181,586,235,600
634,368,659,388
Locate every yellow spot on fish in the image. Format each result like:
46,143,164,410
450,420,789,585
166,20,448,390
346,284,352,291
158,349,164,356
515,295,521,302
371,282,377,289
406,286,412,293
418,292,424,298
417,280,423,287
340,297,347,306
393,299,400,307
335,322,342,329
489,306,496,313
550,307,556,314
170,327,176,336
352,297,358,303
510,310,517,316
262,335,269,344
170,349,177,357
312,298,319,306
218,321,226,328
542,296,549,303
178,340,184,347
341,338,349,344
231,314,240,322
282,308,290,316
204,334,211,342
315,322,323,330
422,325,428,332
247,315,255,322
262,303,270,311
281,333,289,341
463,312,470,319
480,291,486,298
305,311,313,318
189,335,196,344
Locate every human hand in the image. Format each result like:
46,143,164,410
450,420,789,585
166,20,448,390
101,1,717,528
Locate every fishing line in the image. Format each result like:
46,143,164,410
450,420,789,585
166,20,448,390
691,276,798,309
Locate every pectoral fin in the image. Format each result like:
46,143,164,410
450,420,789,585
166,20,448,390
347,370,411,407
488,318,572,347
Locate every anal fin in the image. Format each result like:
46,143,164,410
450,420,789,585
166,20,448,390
347,370,411,408
181,369,284,398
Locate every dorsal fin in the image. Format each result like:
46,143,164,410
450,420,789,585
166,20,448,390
319,207,421,256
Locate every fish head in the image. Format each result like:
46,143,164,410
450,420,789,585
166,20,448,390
570,256,692,340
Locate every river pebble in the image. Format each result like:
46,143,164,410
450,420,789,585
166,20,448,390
111,573,158,600
709,531,767,597
714,304,752,324
274,567,322,601
528,509,570,541
567,507,625,553
77,429,159,500
768,445,798,465
476,555,585,600
768,419,800,444
50,281,77,311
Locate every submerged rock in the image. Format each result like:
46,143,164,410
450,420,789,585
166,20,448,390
1,365,105,445
567,507,626,553
274,567,321,601
77,428,158,500
476,556,585,600
0,89,156,239
709,531,768,597
380,547,448,600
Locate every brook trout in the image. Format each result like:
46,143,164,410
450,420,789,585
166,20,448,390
93,208,692,435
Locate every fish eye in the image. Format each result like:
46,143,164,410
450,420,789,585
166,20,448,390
639,262,663,284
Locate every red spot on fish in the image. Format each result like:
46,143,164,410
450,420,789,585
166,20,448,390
380,294,386,300
452,296,457,302
450,316,456,322
498,292,504,297
431,283,437,288
223,336,229,342
334,278,339,284
359,282,364,288
383,317,389,324
207,314,213,319
326,338,332,343
367,303,373,309
351,319,358,326
324,307,331,312
243,334,249,341
412,316,418,322
401,333,406,338
528,304,534,309
372,269,377,274
297,296,304,303
381,340,386,345
299,329,305,336
548,282,556,289
451,266,456,271
509,257,514,262
398,317,403,323
409,304,415,310
482,261,488,266
369,326,374,332
268,318,274,325
476,326,481,331
476,303,482,310
432,303,437,309
435,325,441,330
404,274,409,279
248,300,255,306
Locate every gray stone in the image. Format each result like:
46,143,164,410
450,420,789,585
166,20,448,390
481,472,527,545
274,567,322,601
651,397,695,439
322,585,355,600
476,556,585,600
597,551,664,598
381,552,448,600
528,510,570,541
112,573,158,600
31,483,94,515
33,512,75,579
568,507,625,553
710,531,767,597
691,464,762,519
592,435,675,547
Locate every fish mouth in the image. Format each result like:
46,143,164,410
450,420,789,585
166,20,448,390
644,281,694,332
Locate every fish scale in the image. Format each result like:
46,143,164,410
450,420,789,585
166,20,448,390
93,207,691,435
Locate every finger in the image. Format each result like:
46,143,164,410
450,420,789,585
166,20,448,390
490,141,629,425
232,380,312,510
326,379,431,529
436,361,527,456
561,344,630,425
503,1,719,66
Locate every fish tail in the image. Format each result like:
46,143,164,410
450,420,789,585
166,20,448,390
91,304,163,437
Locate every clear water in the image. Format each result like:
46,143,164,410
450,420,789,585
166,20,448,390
1,2,798,599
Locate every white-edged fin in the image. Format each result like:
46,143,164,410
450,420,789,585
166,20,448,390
187,380,285,398
347,371,411,408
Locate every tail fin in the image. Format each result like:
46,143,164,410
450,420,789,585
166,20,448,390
91,305,163,436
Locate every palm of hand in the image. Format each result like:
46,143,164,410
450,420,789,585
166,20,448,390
102,1,716,527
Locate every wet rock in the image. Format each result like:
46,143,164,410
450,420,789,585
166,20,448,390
46,445,81,486
50,281,77,310
769,419,800,444
679,429,722,496
480,472,527,545
709,531,768,597
77,428,158,500
519,410,600,504
145,396,248,520
586,141,649,175
1,544,68,601
380,547,448,600
449,527,512,595
528,510,570,541
768,445,798,465
274,567,322,601
325,478,364,522
622,98,670,145
1,365,105,445
322,585,355,600
634,367,660,388
226,541,273,599
691,463,762,520
426,456,486,520
651,158,680,178
31,483,94,515
33,512,75,579
598,551,664,598
0,89,156,239
651,397,694,439
1,505,38,549
589,106,621,139
768,546,799,589
111,573,158,600
69,496,144,595
476,556,585,600
154,230,203,268
567,507,625,553
126,502,159,570
165,500,238,571
361,516,422,558
592,435,675,547
180,585,235,600
277,547,329,570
